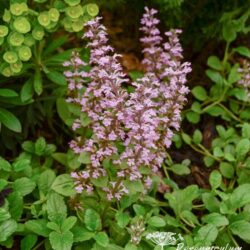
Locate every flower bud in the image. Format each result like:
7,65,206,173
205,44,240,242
86,4,99,17
24,34,35,46
13,17,31,34
3,51,18,64
3,10,11,23
66,5,83,19
49,8,60,22
32,26,45,40
0,26,8,38
8,32,24,46
64,0,80,6
10,3,28,16
38,12,51,27
10,60,23,73
18,46,32,61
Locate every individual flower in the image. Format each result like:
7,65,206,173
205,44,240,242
237,59,250,98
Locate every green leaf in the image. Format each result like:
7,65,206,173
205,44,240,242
94,232,109,247
35,137,46,155
242,123,250,138
0,107,21,132
171,164,190,175
84,209,102,231
228,64,241,85
147,216,166,227
206,69,223,85
0,219,17,242
38,169,56,195
8,191,23,220
46,71,67,86
230,184,250,209
21,79,33,102
193,129,203,144
62,216,77,232
195,224,218,245
72,226,94,242
202,213,229,227
219,162,234,179
186,111,200,124
181,132,191,145
47,192,67,221
13,177,36,196
223,21,236,42
233,46,250,58
209,170,222,189
78,152,91,164
13,159,30,172
230,220,250,243
0,157,12,171
49,231,73,250
236,138,250,157
51,174,76,196
202,193,220,212
115,211,130,228
56,98,71,126
0,207,11,222
0,88,18,97
25,219,51,237
206,105,225,117
191,86,207,101
203,156,215,167
133,204,146,216
34,70,43,95
207,56,223,70
21,234,38,250
181,210,199,225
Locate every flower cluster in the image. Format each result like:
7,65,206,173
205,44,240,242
238,60,250,98
64,8,191,200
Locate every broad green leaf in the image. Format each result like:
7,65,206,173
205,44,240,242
0,157,11,171
21,234,37,250
186,111,200,124
56,98,71,126
49,231,73,250
181,132,191,145
202,213,229,227
209,170,222,189
171,164,190,175
191,86,207,101
206,69,223,85
34,70,43,95
8,191,23,220
181,210,199,225
51,174,76,196
147,216,166,227
78,152,91,164
47,192,67,221
21,79,33,102
46,71,67,86
233,46,250,58
13,177,36,196
236,138,250,157
193,129,202,144
133,205,146,216
0,107,21,132
242,123,250,138
0,88,18,97
38,169,56,195
228,64,241,84
94,232,109,247
207,56,223,70
0,219,17,242
72,226,94,242
35,137,46,155
13,159,30,172
115,211,130,228
195,224,218,245
230,184,250,209
25,219,51,237
230,220,250,243
61,216,77,232
84,209,101,231
223,21,236,42
219,162,234,179
0,206,11,222
202,193,220,212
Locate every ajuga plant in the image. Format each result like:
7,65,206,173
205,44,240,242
64,7,191,201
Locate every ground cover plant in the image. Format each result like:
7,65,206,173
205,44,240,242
0,1,250,250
